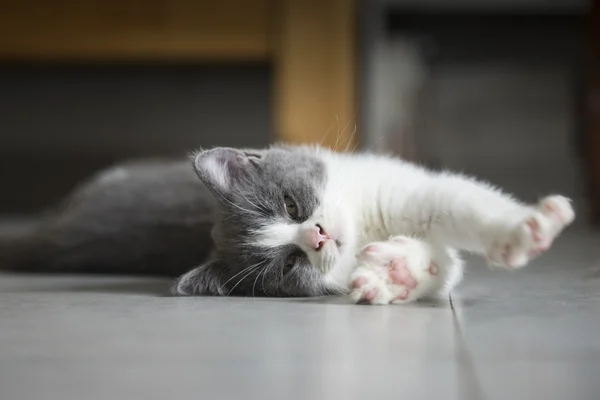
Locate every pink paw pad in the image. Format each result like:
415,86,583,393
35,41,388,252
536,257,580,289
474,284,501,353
352,277,368,289
543,202,565,223
389,259,417,290
526,215,554,253
528,246,548,257
362,288,378,302
526,218,542,242
428,262,438,276
396,288,409,301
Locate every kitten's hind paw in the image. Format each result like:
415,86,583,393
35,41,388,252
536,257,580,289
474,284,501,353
349,237,439,305
486,195,574,268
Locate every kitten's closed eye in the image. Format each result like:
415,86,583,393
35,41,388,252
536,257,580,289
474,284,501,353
284,195,299,219
283,253,299,275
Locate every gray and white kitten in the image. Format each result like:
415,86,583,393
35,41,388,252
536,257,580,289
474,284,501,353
0,145,574,304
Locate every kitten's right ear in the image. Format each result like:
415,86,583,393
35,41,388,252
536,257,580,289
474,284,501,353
171,260,225,296
192,147,258,197
194,147,251,194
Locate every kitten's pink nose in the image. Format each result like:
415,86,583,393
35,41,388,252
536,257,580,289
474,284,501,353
304,224,330,251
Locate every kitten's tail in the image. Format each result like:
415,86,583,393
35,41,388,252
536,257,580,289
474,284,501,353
0,218,80,274
0,160,217,276
0,216,153,275
0,213,213,277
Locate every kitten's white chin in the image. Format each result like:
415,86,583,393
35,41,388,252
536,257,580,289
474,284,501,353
321,241,358,291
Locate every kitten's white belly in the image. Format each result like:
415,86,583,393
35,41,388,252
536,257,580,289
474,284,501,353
355,212,394,247
339,162,428,248
322,151,433,287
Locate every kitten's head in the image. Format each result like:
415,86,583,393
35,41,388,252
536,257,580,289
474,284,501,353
173,145,357,297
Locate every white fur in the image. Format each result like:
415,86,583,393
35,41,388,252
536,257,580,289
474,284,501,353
203,157,231,191
254,223,297,248
97,167,129,184
257,147,575,304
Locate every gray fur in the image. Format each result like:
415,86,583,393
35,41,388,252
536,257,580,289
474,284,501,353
0,159,218,276
1,146,338,297
174,146,332,297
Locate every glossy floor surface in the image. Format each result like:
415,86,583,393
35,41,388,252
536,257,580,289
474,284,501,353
1,131,597,400
1,227,600,400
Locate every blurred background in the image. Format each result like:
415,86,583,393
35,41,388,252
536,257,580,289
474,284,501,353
0,0,596,225
2,4,600,399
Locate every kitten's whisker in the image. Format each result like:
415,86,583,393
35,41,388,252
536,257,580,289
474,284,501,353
252,266,267,297
333,115,343,152
215,191,259,216
228,263,263,296
335,114,340,145
319,118,337,147
334,119,353,152
239,191,267,214
344,122,358,153
219,260,264,291
256,195,272,213
361,134,385,153
261,261,276,296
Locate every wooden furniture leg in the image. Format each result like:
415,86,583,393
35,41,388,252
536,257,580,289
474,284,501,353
273,0,358,150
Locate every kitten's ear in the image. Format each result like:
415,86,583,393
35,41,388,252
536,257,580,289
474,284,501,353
192,147,260,196
171,260,226,296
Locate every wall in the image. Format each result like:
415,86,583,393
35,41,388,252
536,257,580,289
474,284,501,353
0,64,272,212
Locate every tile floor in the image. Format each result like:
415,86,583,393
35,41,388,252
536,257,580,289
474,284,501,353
1,226,599,400
1,128,597,399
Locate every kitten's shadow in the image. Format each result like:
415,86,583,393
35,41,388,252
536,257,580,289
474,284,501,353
59,280,172,295
291,295,463,308
2,272,483,306
1,275,172,296
48,286,478,307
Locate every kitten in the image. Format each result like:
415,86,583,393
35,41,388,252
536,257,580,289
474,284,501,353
0,145,574,304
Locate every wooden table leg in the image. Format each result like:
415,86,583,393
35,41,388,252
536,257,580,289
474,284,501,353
273,0,358,151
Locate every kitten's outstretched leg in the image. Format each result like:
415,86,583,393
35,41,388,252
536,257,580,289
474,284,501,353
349,236,462,305
413,174,575,268
482,195,574,268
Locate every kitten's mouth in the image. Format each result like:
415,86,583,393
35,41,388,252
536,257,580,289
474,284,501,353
317,238,342,252
315,223,342,250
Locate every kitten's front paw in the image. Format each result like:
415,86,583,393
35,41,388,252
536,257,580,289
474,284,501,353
349,237,439,305
486,195,574,268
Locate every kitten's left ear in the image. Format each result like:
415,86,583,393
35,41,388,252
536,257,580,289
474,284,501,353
171,259,226,296
192,147,262,196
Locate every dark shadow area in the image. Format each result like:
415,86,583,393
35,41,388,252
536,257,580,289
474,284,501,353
0,273,172,296
0,63,272,213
